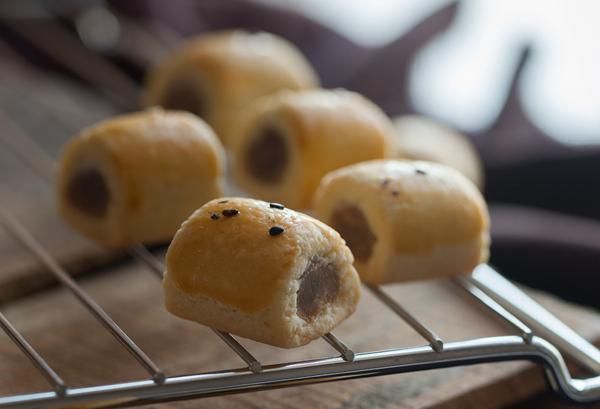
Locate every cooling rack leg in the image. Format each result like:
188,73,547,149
472,264,600,374
454,275,533,342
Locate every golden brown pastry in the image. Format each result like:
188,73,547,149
163,197,360,348
230,89,394,209
391,115,484,188
57,109,224,248
313,160,489,284
143,30,319,146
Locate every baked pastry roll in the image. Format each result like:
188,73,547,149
314,160,489,284
57,109,224,248
163,197,360,348
143,30,318,146
392,115,483,188
231,89,394,209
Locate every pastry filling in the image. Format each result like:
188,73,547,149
160,78,205,118
331,204,376,263
297,257,340,321
245,126,288,184
67,169,110,218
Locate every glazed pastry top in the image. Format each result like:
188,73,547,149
166,197,345,313
57,108,225,247
315,160,489,254
61,108,224,185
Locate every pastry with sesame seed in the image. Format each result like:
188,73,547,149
163,197,361,348
313,160,489,284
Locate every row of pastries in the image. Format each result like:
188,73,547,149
56,30,489,348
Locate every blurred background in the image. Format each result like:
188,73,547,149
0,1,599,407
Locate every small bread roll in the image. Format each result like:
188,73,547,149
163,197,360,348
314,160,489,284
392,115,483,188
144,30,318,146
231,89,394,209
57,109,224,248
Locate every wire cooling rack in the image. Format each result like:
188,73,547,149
1,208,600,409
0,10,599,408
1,109,600,409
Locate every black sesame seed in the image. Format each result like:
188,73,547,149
392,190,400,197
210,213,220,220
269,226,284,236
415,169,427,175
222,209,239,217
381,178,390,188
218,200,229,204
269,203,285,210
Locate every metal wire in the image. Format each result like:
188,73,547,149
453,276,534,342
0,110,56,183
322,333,355,362
0,312,66,396
367,285,444,352
212,330,263,374
1,334,599,408
471,264,600,374
0,206,165,385
129,244,164,279
2,10,139,110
